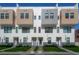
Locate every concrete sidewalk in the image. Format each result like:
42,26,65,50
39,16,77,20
0,51,74,55
58,46,79,55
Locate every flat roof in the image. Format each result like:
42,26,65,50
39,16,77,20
0,3,78,7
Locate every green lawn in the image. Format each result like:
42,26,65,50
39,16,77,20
63,45,79,52
43,45,65,52
4,46,31,52
0,45,12,50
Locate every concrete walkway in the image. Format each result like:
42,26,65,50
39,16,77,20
58,46,79,55
37,46,43,53
27,46,35,53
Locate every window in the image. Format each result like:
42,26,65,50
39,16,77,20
5,13,9,19
70,13,74,19
39,16,41,20
63,27,71,33
0,13,9,19
20,13,24,19
4,26,12,33
16,27,18,33
45,16,49,19
25,13,29,19
22,27,30,33
66,37,70,44
38,27,41,33
23,37,27,44
50,13,54,19
0,13,4,19
5,37,9,44
65,13,69,19
45,27,53,33
45,13,49,19
47,37,51,44
57,27,59,33
20,13,29,19
34,16,36,20
34,27,36,33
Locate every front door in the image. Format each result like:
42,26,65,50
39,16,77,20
38,37,43,46
56,37,62,46
32,37,37,47
13,37,19,46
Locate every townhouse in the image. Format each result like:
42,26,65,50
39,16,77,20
0,3,78,46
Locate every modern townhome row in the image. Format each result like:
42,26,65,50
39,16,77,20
0,3,78,46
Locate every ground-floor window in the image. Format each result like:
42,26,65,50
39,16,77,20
23,37,28,44
45,27,53,33
47,37,52,44
22,27,30,33
5,37,9,44
66,37,70,44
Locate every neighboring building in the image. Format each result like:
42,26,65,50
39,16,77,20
0,3,78,46
75,30,79,46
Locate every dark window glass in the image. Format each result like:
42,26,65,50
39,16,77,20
22,27,30,33
4,26,12,33
25,13,29,19
39,16,41,20
45,13,49,19
34,27,36,33
65,13,69,19
47,37,51,44
45,27,53,33
57,27,59,33
39,27,41,33
34,16,36,20
16,27,18,33
0,13,4,19
5,13,9,19
20,13,24,19
45,16,49,19
50,13,54,19
63,27,71,33
70,13,74,19
5,37,9,44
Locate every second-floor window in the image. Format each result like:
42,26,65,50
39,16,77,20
0,13,9,19
65,13,74,19
45,13,49,19
4,26,12,33
45,27,53,33
70,13,74,19
50,13,54,19
63,27,71,33
22,27,30,33
65,13,69,19
20,13,29,19
34,27,36,33
39,16,41,20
